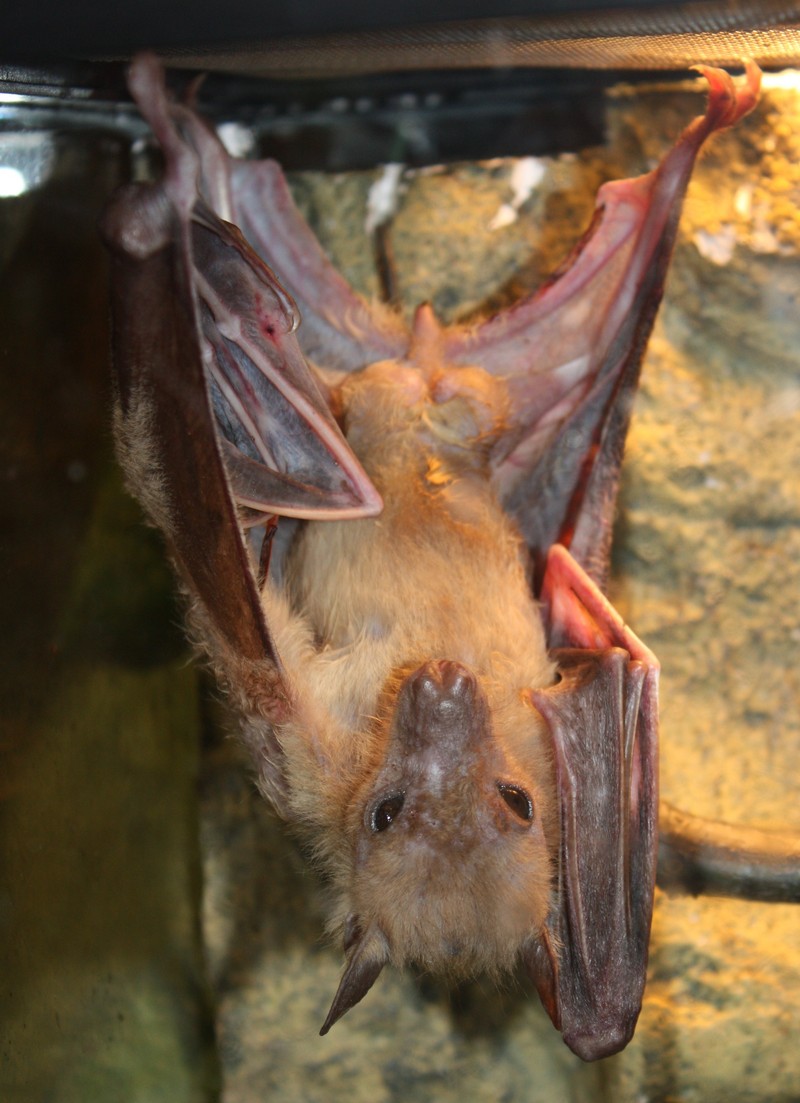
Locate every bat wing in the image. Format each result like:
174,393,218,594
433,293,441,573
524,545,659,1060
157,62,410,375
229,160,409,373
446,63,760,590
466,66,755,1059
101,55,384,809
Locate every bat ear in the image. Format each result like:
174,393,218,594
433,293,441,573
319,919,389,1035
521,928,560,1029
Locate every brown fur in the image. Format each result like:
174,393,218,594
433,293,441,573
257,358,558,978
114,296,559,985
113,390,175,541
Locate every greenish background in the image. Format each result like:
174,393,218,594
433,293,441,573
0,128,217,1102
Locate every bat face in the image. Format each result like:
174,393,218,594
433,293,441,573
101,54,759,1059
344,660,555,975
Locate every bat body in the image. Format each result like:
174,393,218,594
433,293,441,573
269,351,559,982
101,56,760,1060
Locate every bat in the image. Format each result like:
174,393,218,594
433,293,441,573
100,54,760,1061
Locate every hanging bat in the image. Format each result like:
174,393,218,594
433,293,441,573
100,54,759,1061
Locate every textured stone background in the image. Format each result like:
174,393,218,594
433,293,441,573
1,72,798,1103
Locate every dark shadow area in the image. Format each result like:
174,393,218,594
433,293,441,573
0,124,219,1102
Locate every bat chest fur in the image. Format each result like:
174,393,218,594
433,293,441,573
280,386,555,732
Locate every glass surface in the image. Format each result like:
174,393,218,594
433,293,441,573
1,66,798,1103
0,128,218,1102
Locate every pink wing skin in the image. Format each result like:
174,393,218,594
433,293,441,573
526,544,659,1061
121,57,760,581
150,59,410,374
230,161,410,373
446,64,760,588
507,73,757,1056
115,52,383,523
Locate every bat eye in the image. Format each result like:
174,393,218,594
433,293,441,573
371,793,405,833
498,783,534,822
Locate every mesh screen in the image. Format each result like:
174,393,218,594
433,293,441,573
169,3,800,77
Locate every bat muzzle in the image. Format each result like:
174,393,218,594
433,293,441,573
394,659,491,755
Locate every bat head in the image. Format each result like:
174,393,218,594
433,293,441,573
321,658,555,1034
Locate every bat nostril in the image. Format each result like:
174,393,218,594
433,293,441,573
433,659,471,692
399,661,487,747
412,659,475,696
